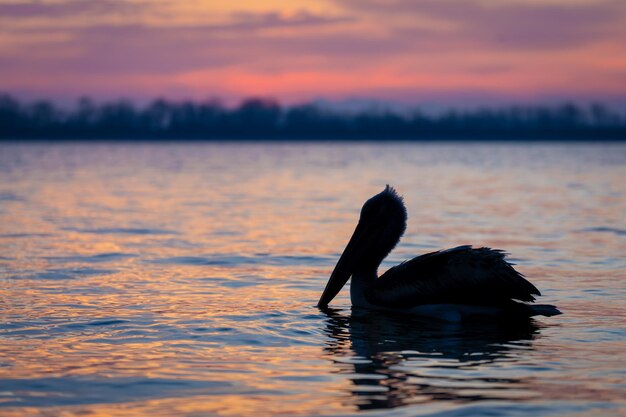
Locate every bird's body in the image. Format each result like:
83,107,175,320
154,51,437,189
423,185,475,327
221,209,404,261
318,186,560,321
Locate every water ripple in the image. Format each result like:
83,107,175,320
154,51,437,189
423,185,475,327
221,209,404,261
577,227,626,236
45,253,137,263
148,254,333,266
0,377,240,407
64,227,179,235
16,268,118,280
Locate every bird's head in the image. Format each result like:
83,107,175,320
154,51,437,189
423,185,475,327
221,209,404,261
318,185,407,307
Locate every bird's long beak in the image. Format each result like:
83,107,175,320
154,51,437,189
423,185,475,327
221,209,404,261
318,222,371,308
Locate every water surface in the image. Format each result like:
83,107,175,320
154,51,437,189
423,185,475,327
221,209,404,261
1,142,625,416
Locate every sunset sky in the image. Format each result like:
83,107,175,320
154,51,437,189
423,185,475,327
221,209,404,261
1,0,626,106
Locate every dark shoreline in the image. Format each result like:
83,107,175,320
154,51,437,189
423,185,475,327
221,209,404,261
2,94,625,141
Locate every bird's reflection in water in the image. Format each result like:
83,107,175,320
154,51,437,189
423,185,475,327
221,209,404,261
321,308,541,410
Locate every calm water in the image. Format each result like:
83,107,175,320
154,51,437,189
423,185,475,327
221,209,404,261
1,142,625,417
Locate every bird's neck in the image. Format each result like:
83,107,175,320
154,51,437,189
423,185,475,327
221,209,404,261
349,224,402,307
350,268,377,307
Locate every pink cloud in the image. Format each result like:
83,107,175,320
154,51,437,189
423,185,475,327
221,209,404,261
0,0,625,105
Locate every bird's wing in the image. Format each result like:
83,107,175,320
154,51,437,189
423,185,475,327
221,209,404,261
366,245,540,308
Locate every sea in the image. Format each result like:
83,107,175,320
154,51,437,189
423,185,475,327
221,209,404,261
1,142,625,416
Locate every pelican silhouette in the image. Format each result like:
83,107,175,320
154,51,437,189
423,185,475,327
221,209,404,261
318,186,561,320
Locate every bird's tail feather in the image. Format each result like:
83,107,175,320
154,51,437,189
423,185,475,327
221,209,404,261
528,304,562,317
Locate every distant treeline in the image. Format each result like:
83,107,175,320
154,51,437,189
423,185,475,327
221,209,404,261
1,94,625,140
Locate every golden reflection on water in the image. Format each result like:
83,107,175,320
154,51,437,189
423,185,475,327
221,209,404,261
1,143,625,416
